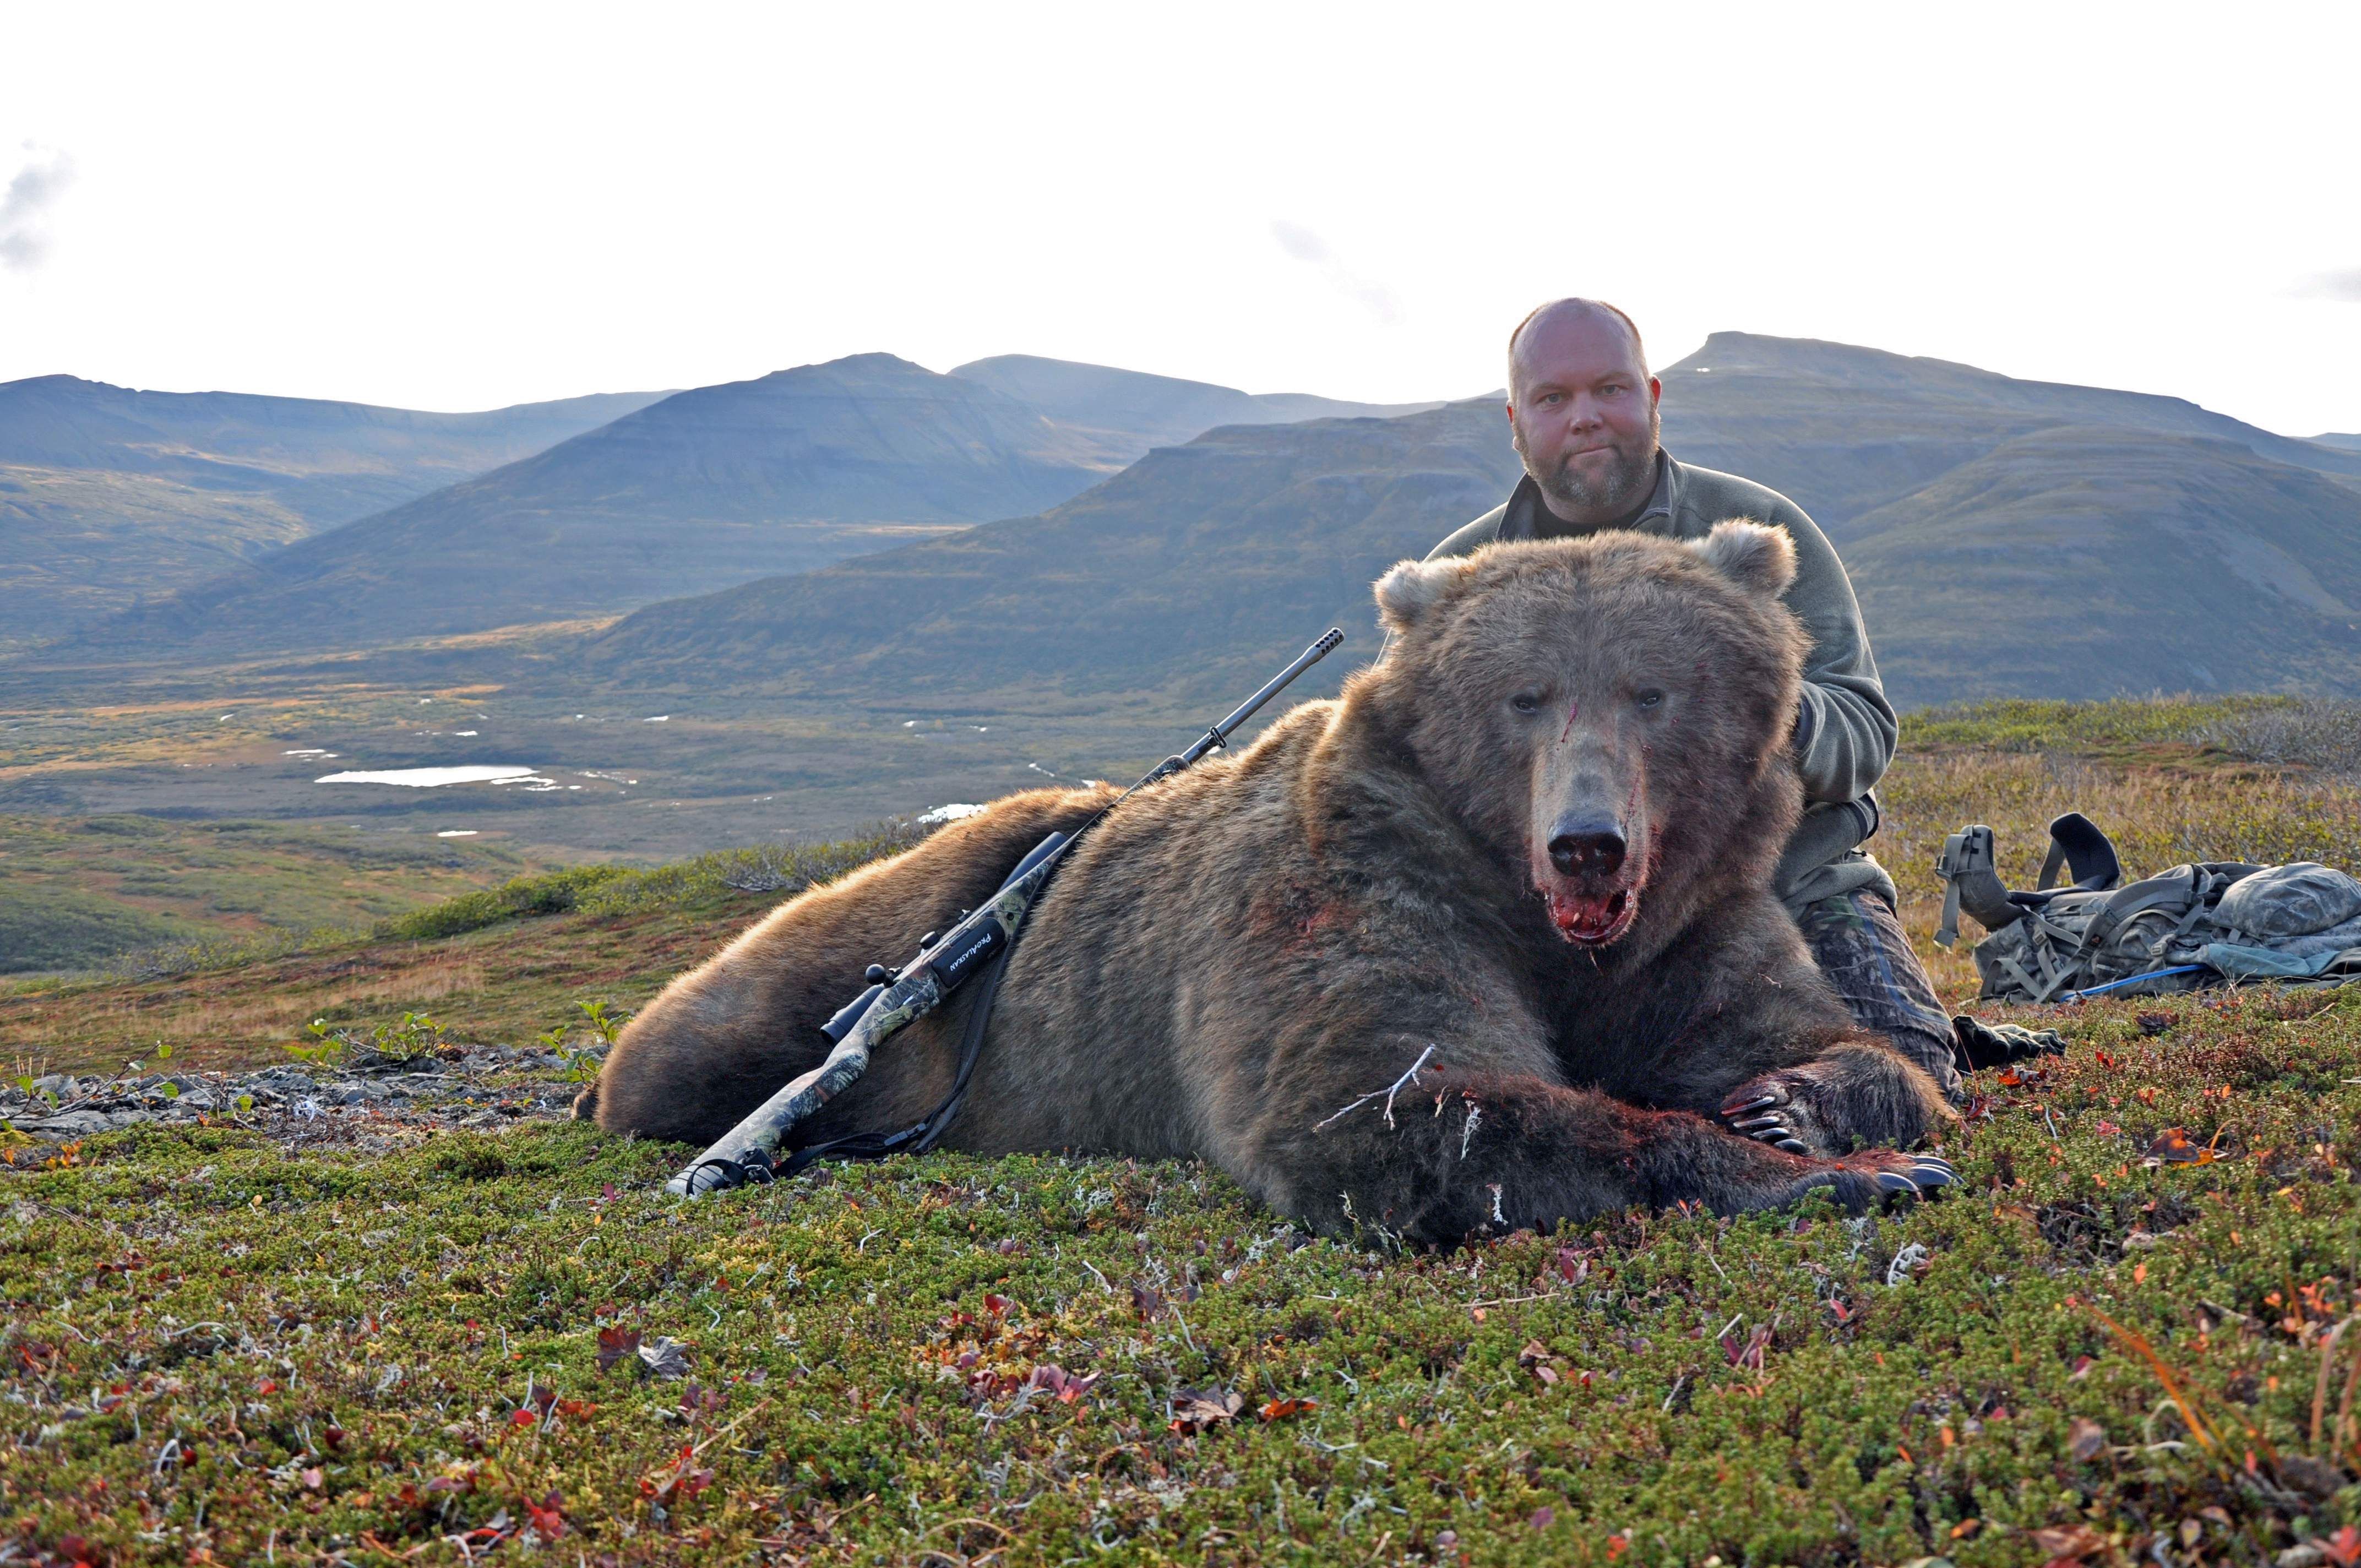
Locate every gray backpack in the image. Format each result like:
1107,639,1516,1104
1933,814,2306,1003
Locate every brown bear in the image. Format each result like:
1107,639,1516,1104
578,521,1954,1244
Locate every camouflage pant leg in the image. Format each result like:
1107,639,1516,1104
1793,890,1965,1106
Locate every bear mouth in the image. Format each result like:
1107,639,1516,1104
1546,887,1638,947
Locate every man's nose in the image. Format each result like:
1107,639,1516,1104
1548,812,1626,878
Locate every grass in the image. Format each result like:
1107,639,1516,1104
9,694,2361,1562
8,988,2361,1565
0,813,542,975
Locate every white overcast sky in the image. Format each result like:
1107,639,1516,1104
3,1,2357,435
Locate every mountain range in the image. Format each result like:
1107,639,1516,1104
24,358,1426,657
9,335,2361,716
558,333,2361,711
0,376,670,643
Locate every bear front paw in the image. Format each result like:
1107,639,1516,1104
1720,1076,1814,1155
1816,1148,1956,1211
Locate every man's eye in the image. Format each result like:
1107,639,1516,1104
1635,690,1665,710
1510,693,1542,715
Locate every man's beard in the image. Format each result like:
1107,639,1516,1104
1513,404,1661,519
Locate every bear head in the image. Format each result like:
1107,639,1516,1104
1370,520,1810,951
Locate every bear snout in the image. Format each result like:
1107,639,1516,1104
1546,811,1626,878
1532,808,1646,947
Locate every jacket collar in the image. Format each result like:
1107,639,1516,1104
1498,449,1675,542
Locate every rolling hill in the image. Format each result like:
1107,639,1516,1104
562,334,2361,714
1843,426,2361,703
41,357,1426,660
570,395,1525,709
0,376,668,643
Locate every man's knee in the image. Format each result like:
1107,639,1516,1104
1796,890,1963,1105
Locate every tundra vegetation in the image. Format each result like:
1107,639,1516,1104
6,695,2361,1565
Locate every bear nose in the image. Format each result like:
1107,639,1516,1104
1548,814,1626,878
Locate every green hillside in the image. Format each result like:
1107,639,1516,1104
1848,428,2361,704
569,396,1524,709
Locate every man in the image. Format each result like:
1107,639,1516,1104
1414,297,1963,1103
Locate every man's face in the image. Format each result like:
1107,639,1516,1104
1506,310,1662,526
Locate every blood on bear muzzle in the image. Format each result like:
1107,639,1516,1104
1538,809,1641,946
1544,886,1638,946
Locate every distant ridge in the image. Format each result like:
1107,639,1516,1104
44,354,1448,662
948,353,1442,454
0,376,670,641
558,333,2361,712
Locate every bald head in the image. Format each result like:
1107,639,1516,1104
1503,298,1662,530
1507,298,1647,399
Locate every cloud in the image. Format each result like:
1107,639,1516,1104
0,147,76,272
2294,266,2361,303
1269,219,1403,326
1270,220,1331,265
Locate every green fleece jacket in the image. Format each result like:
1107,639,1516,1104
1415,453,1899,911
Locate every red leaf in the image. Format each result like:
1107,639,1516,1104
1258,1397,1318,1421
983,1293,1019,1319
1530,1505,1556,1529
526,1490,567,1539
595,1326,642,1375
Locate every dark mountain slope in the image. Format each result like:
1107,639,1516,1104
1653,333,2361,535
63,356,1123,656
557,337,2361,716
572,399,1524,707
1843,427,2361,705
0,377,668,642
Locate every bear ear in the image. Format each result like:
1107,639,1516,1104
1374,557,1473,634
1688,519,1797,598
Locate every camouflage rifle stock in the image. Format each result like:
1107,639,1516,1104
662,627,1345,1198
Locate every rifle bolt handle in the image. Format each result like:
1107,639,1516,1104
920,932,938,948
864,964,888,984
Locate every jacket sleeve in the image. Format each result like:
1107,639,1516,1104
1772,499,1897,804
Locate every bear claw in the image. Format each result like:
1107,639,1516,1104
1721,1084,1790,1116
1908,1156,1957,1189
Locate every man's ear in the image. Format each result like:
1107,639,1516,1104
1375,557,1473,634
1687,519,1797,598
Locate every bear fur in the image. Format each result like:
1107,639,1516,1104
578,522,1952,1244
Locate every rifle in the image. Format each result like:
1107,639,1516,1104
663,627,1346,1197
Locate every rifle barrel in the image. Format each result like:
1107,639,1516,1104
1180,628,1344,767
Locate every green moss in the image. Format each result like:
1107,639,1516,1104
8,988,2361,1563
1899,694,2300,754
